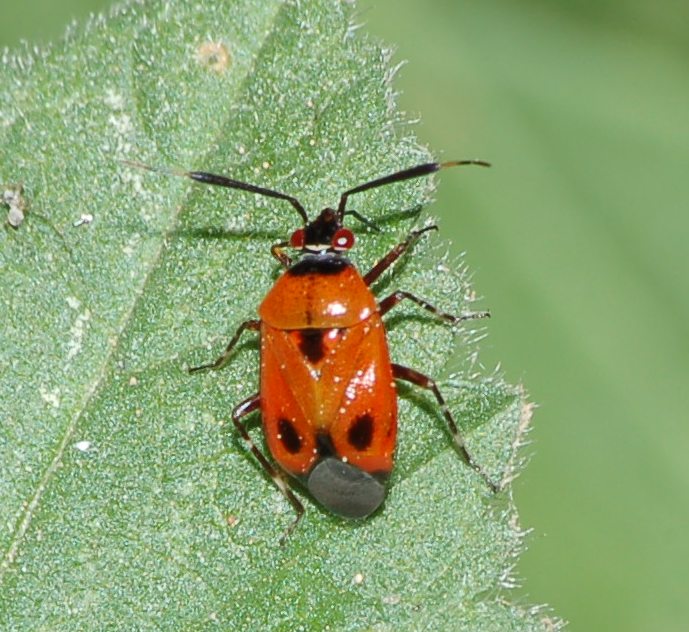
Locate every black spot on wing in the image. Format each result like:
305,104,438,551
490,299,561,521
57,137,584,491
278,418,302,454
348,414,374,451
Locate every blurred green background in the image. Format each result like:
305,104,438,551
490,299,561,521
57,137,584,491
2,0,687,629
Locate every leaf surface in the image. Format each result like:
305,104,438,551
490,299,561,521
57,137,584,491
0,1,550,628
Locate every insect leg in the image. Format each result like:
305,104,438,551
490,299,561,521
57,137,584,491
391,363,499,493
363,225,439,286
189,319,260,373
379,291,490,323
232,395,305,543
270,241,292,268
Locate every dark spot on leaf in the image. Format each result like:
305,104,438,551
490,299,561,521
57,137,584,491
196,41,231,73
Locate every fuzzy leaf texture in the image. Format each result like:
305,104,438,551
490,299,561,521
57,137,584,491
0,0,553,629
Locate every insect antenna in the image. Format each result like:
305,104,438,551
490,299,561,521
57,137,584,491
121,160,309,224
336,159,490,219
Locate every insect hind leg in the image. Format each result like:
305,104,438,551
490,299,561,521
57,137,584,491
392,363,499,493
232,395,305,544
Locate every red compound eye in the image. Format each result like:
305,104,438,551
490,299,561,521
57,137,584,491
332,228,354,250
290,228,305,248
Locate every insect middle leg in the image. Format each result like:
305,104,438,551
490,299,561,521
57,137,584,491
232,395,305,543
392,363,499,493
188,319,260,373
379,291,489,323
367,226,489,320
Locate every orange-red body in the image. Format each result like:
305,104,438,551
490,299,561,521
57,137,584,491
169,157,496,533
258,256,397,480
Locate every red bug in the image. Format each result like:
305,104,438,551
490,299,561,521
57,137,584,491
131,159,498,538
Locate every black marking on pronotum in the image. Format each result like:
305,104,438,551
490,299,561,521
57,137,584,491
287,255,351,277
278,418,302,454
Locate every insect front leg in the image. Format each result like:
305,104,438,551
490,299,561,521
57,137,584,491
189,319,260,373
392,363,499,493
363,225,438,286
270,241,292,268
232,395,305,544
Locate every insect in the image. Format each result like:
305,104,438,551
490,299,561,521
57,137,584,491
129,158,498,539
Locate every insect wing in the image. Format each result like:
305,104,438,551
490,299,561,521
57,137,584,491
260,315,396,477
326,315,397,474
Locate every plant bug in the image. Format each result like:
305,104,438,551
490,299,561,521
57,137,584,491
128,158,498,540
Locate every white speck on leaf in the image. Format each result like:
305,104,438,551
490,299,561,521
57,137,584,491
39,386,60,408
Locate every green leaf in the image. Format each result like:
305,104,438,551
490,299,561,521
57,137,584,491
0,0,552,628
